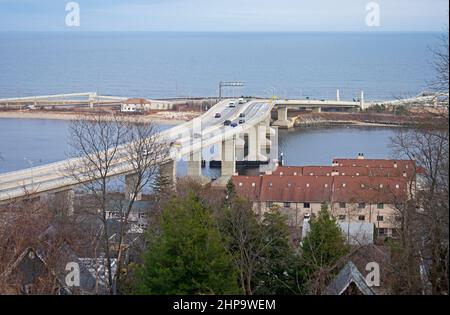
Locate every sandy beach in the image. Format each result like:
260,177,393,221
0,111,191,125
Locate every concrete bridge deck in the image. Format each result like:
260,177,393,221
0,99,275,203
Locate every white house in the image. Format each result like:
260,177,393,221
121,98,174,113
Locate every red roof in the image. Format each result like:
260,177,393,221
232,174,409,204
232,176,262,201
333,158,415,170
332,176,408,204
260,175,333,203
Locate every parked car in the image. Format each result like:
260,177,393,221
223,120,232,126
214,113,221,118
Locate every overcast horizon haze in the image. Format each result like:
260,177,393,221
0,0,448,32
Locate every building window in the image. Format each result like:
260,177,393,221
378,228,386,236
339,202,346,209
338,215,346,220
266,202,273,208
358,215,365,221
377,215,384,221
377,203,384,209
284,202,291,208
358,202,366,209
303,202,310,209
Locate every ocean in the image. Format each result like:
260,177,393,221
0,31,440,100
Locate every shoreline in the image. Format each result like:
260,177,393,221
0,111,186,125
293,120,405,129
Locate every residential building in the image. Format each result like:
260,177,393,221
232,156,418,239
120,98,174,112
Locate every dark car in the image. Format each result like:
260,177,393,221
231,122,238,127
239,119,245,124
223,120,231,126
239,113,245,118
214,113,221,118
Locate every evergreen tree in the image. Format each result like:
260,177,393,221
254,207,302,294
133,193,239,295
301,203,348,293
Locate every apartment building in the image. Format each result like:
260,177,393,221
232,156,417,238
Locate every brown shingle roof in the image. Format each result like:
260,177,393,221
232,174,409,204
332,176,408,204
232,176,262,201
259,175,333,203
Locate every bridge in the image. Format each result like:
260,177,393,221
271,90,447,128
0,99,277,212
0,92,128,108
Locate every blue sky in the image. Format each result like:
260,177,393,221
0,0,448,32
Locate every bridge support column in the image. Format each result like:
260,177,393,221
55,189,74,217
212,136,236,187
247,123,265,161
235,135,245,161
125,173,142,201
159,159,176,189
187,151,210,185
272,107,293,129
221,136,236,177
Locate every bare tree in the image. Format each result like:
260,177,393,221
390,27,449,294
66,114,170,294
114,118,170,292
66,114,128,294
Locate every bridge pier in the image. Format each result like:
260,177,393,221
54,189,74,217
187,151,210,185
125,173,142,201
272,107,294,129
247,122,267,161
235,135,246,161
159,159,177,189
212,136,236,187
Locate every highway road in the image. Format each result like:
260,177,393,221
0,99,274,202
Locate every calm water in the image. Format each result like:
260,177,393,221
0,32,440,100
0,118,398,175
278,126,397,166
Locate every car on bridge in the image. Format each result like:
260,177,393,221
239,119,245,124
239,113,245,118
224,120,232,126
231,122,238,127
238,98,246,104
229,100,237,107
214,113,221,118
